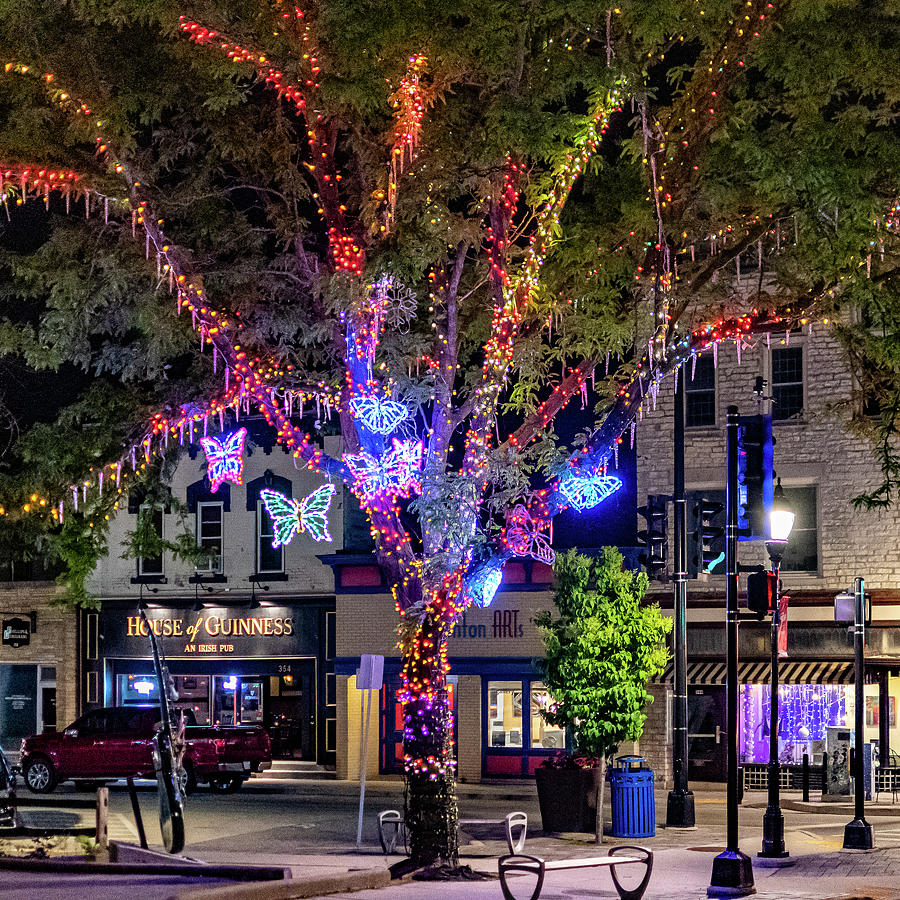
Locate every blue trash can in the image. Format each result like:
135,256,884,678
609,755,655,838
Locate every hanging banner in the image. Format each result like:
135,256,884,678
778,593,789,658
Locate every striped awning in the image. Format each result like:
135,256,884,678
652,660,855,686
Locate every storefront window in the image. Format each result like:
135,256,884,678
488,681,523,748
741,683,847,765
530,682,565,750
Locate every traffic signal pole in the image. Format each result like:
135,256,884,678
709,406,755,897
667,366,695,828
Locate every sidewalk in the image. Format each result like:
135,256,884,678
178,794,900,900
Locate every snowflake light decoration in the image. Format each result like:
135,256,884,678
344,438,423,500
558,472,622,510
349,396,409,434
200,427,247,493
259,484,336,546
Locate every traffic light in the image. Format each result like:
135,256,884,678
637,494,668,580
747,571,778,618
737,414,774,540
692,498,725,575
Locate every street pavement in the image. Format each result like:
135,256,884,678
11,774,900,898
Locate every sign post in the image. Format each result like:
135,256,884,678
356,654,384,850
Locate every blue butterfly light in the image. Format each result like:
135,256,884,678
349,396,409,434
344,438,423,500
558,472,622,510
467,567,503,608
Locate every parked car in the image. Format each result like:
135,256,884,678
0,749,16,828
19,706,223,794
180,709,272,793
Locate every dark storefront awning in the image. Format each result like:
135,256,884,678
652,660,856,686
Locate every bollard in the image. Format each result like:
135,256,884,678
821,754,828,799
802,753,810,802
95,787,109,854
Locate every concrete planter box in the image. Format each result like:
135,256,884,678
535,765,602,833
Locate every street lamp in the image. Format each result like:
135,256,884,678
759,477,794,863
842,576,874,850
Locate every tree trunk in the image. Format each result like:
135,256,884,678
595,756,607,844
401,605,459,867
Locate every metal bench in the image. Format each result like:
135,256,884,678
498,846,653,900
377,809,527,856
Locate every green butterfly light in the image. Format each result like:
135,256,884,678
259,485,335,546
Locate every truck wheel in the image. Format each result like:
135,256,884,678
24,756,58,794
177,763,197,796
210,776,242,794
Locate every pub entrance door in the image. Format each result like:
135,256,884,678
266,660,316,761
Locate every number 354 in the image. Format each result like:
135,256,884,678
277,664,292,673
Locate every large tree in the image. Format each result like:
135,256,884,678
0,0,897,866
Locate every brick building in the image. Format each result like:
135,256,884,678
635,320,900,785
0,581,77,753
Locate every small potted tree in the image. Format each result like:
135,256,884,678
534,547,671,841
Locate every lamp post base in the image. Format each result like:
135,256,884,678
843,817,874,850
759,805,788,859
708,849,756,898
666,788,696,829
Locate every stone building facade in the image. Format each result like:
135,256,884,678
636,320,900,785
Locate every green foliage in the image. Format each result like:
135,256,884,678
120,496,211,570
534,548,671,758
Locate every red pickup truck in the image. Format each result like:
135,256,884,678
19,706,270,794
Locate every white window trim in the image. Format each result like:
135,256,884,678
137,503,165,577
777,480,821,578
684,354,718,429
767,338,807,424
256,498,284,575
196,501,224,574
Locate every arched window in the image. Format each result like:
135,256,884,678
246,470,292,576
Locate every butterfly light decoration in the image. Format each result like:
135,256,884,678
558,471,622,510
200,428,247,493
259,485,336,546
503,504,555,565
344,438,423,500
348,396,409,435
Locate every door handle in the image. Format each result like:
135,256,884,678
715,726,722,744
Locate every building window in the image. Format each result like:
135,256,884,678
196,502,224,574
138,505,164,576
484,677,562,777
530,682,565,750
780,484,817,573
257,500,284,574
771,346,804,421
685,354,716,427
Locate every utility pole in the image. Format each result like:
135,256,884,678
667,368,694,828
708,406,754,897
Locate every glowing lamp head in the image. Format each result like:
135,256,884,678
768,477,794,543
223,676,238,691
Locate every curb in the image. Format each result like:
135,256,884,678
173,867,391,900
0,855,287,881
